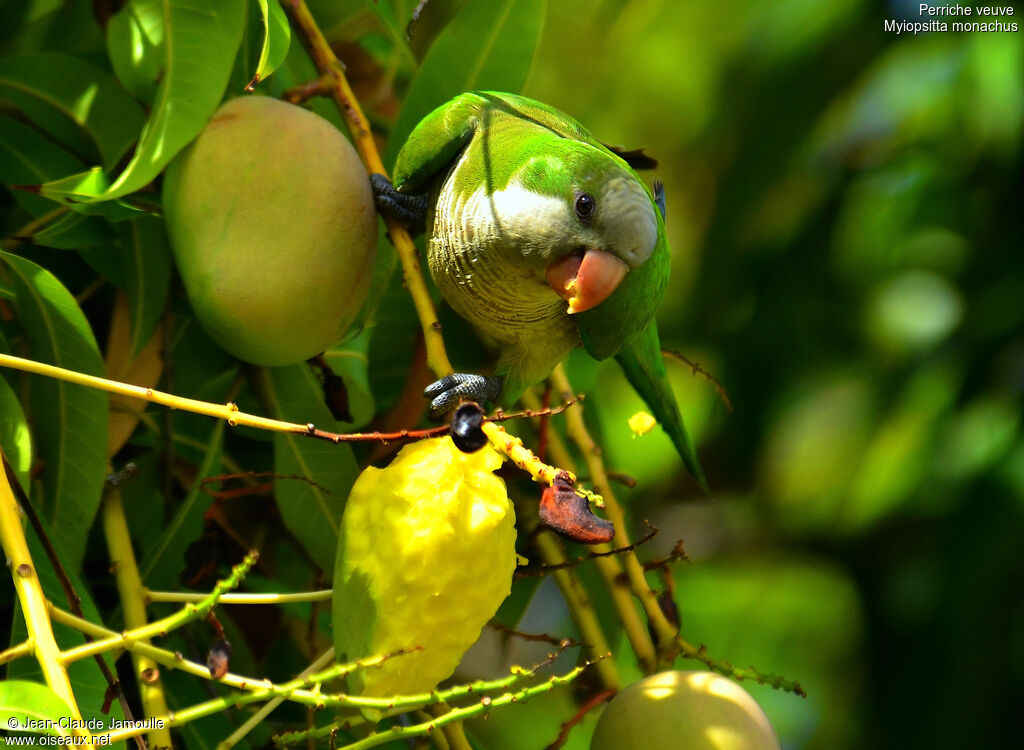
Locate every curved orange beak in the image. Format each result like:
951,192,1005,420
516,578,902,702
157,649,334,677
546,250,628,315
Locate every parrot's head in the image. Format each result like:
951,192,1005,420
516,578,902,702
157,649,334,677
491,142,659,315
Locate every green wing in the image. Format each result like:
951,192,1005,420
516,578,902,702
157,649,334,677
392,91,621,194
392,93,486,193
614,322,709,493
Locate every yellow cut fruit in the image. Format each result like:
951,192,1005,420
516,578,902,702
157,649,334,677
333,436,516,697
163,96,376,366
591,671,781,750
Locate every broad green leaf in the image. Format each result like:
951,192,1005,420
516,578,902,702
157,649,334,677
363,0,416,65
106,0,165,106
0,52,147,169
0,681,72,736
264,365,360,574
40,0,247,205
6,512,125,730
0,115,85,216
23,211,116,251
0,252,108,571
386,0,547,166
139,419,224,590
250,0,291,89
0,374,31,490
0,116,141,222
118,216,171,358
323,327,375,429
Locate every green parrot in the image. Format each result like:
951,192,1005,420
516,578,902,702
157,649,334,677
372,91,707,490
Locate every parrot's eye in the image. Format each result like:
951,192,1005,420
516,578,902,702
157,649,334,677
574,192,596,223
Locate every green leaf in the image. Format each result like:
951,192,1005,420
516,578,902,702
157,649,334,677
0,681,72,736
106,0,165,106
0,374,32,490
0,52,147,169
323,328,375,429
363,0,416,66
40,0,247,205
118,215,171,357
23,211,116,251
0,115,85,216
264,365,360,574
0,252,108,572
250,0,291,89
386,0,547,166
139,419,224,590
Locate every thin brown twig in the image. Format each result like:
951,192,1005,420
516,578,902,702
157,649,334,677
282,75,332,104
485,622,579,648
604,471,637,489
543,688,616,750
642,540,690,570
489,393,581,423
515,525,659,578
200,471,330,496
662,349,733,412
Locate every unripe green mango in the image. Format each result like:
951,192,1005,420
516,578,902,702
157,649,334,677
163,96,376,366
591,671,780,750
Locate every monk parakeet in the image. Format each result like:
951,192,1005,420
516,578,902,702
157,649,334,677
373,92,707,490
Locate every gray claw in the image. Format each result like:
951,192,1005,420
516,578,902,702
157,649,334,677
424,373,504,420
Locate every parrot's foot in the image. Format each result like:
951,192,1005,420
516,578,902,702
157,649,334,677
369,173,428,228
424,373,504,420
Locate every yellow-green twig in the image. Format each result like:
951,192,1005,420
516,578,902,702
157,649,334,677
100,484,173,748
0,352,312,435
547,369,805,693
146,589,332,605
215,647,338,750
521,384,658,674
0,449,92,748
551,365,681,660
60,550,258,665
52,602,569,711
0,638,34,665
272,661,593,748
284,0,452,379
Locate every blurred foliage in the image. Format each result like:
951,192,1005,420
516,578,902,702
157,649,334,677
0,1,1022,749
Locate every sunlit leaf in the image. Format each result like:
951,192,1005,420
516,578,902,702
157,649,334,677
106,0,165,106
0,374,32,489
386,0,547,166
249,0,291,89
0,52,146,169
0,681,72,736
39,0,247,205
264,365,360,573
0,252,108,571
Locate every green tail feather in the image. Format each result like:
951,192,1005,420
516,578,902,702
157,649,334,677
615,324,710,493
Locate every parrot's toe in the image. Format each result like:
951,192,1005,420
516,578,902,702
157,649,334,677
424,373,504,420
369,173,428,228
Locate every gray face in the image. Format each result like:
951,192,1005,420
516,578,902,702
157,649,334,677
589,175,658,269
476,161,658,276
